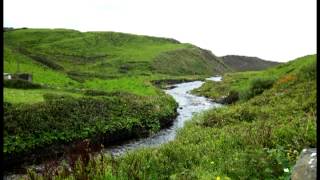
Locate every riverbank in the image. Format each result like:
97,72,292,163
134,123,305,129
103,79,222,156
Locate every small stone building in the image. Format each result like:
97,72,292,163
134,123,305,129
4,73,33,82
3,73,12,80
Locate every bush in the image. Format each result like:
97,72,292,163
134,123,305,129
241,78,275,100
250,78,274,95
297,61,316,80
4,79,42,89
83,89,110,96
4,93,178,166
224,90,239,104
43,93,74,102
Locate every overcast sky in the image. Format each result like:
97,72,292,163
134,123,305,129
4,0,316,62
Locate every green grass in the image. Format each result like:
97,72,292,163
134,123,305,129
192,54,316,101
82,77,158,96
4,28,229,79
4,28,230,104
4,88,82,104
31,54,316,179
152,47,230,75
4,47,78,88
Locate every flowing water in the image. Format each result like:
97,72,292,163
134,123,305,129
103,76,222,155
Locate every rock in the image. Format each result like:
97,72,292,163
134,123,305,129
165,85,178,90
291,148,317,180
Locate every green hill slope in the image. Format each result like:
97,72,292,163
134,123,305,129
4,28,232,104
4,28,229,81
221,55,281,72
192,54,315,101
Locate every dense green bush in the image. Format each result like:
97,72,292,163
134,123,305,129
241,77,275,100
43,93,74,101
224,90,239,104
83,89,110,96
297,60,316,80
4,79,42,89
4,93,178,160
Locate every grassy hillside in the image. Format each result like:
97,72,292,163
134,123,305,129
4,28,229,80
192,54,315,102
153,47,231,75
31,54,316,179
221,55,281,72
4,28,230,103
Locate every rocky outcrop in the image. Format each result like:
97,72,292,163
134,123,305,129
291,148,317,180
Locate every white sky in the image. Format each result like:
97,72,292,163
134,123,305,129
4,0,317,62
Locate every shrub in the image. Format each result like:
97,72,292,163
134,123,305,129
297,61,316,80
43,93,74,102
241,78,275,100
223,90,239,104
3,93,178,167
4,79,42,89
83,89,110,96
274,74,297,88
250,78,274,95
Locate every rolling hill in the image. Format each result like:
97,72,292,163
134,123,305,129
4,28,230,82
221,55,281,72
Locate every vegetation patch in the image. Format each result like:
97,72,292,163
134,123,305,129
4,79,42,89
241,77,275,100
152,47,229,75
4,92,178,170
192,54,315,103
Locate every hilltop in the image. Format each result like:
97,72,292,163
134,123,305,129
221,55,281,72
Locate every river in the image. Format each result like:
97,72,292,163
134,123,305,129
104,76,222,155
4,76,222,179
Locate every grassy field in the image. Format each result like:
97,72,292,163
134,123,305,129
4,88,82,104
29,54,316,179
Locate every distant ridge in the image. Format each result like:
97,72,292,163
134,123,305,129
221,55,281,72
